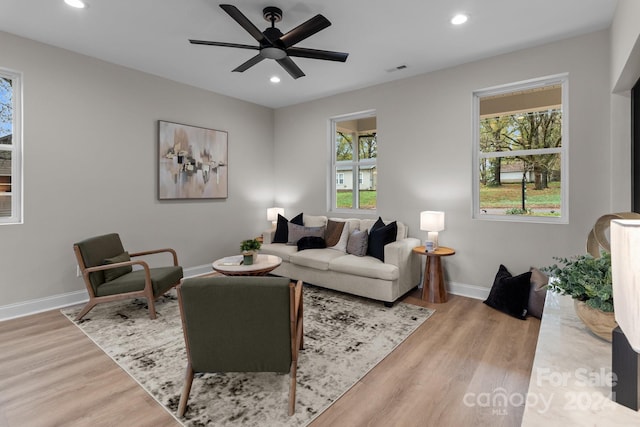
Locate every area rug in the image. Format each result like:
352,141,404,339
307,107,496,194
61,285,433,426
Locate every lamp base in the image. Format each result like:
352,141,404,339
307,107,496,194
427,231,439,250
612,326,640,410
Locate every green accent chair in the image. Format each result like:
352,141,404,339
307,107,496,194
73,233,183,321
177,276,304,417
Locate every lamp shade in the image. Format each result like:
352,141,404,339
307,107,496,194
611,219,640,352
267,207,284,222
420,211,445,231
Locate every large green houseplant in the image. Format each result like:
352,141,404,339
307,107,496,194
544,252,616,341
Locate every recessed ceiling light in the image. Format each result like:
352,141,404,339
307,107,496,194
451,14,468,25
64,0,86,9
270,76,281,84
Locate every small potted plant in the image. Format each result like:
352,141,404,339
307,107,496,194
240,238,261,265
543,252,616,341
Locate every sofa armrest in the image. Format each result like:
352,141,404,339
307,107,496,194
384,237,421,293
262,229,276,245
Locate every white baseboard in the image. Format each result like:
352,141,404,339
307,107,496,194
183,264,213,277
448,281,490,300
1,265,487,321
0,290,89,321
0,265,212,322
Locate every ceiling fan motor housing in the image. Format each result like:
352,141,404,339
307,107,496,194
263,7,282,23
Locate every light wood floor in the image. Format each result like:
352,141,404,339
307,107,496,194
0,289,540,427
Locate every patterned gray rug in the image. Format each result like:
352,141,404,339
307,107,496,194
62,285,433,426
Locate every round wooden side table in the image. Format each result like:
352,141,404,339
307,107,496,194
412,246,455,303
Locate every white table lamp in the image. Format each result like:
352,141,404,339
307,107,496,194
420,211,445,249
267,207,284,228
611,219,640,410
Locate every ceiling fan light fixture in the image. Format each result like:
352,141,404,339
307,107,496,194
261,47,287,60
451,14,468,25
64,0,86,8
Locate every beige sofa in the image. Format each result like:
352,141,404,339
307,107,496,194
260,215,421,305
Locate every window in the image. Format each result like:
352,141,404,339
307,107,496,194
472,74,568,223
0,68,22,225
330,110,377,212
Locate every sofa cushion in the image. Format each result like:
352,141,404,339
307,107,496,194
346,229,368,256
367,218,397,262
273,213,303,243
259,243,299,262
290,249,345,270
303,214,328,227
287,223,326,245
329,254,399,281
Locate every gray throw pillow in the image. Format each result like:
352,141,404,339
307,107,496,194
287,223,325,245
346,229,368,256
528,267,549,319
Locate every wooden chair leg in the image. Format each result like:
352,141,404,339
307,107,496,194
147,296,157,320
74,301,97,321
178,363,194,417
289,360,297,416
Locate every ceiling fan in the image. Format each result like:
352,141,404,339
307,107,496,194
189,4,349,79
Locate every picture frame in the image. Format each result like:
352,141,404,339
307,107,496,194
158,120,228,200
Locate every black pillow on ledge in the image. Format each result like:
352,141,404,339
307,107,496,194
273,213,303,243
483,264,532,320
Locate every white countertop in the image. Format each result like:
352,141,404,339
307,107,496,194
521,291,640,425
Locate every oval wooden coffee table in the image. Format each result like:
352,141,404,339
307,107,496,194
212,254,282,276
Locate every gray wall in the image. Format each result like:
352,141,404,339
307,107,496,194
0,31,274,307
3,6,640,312
609,0,640,211
274,30,613,290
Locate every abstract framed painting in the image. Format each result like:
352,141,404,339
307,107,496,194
158,120,228,200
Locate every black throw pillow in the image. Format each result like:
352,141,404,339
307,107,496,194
483,264,532,320
367,217,397,262
297,236,327,251
273,213,303,243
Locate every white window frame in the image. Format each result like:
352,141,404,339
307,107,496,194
328,109,377,213
472,74,569,224
0,68,23,225
336,173,344,185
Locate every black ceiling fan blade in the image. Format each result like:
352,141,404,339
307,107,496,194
232,54,265,72
219,4,268,44
276,57,305,79
287,47,348,62
279,14,331,48
189,39,259,51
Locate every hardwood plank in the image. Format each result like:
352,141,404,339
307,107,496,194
309,291,540,427
0,290,539,427
0,311,179,427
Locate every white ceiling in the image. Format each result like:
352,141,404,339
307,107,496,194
0,0,618,108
